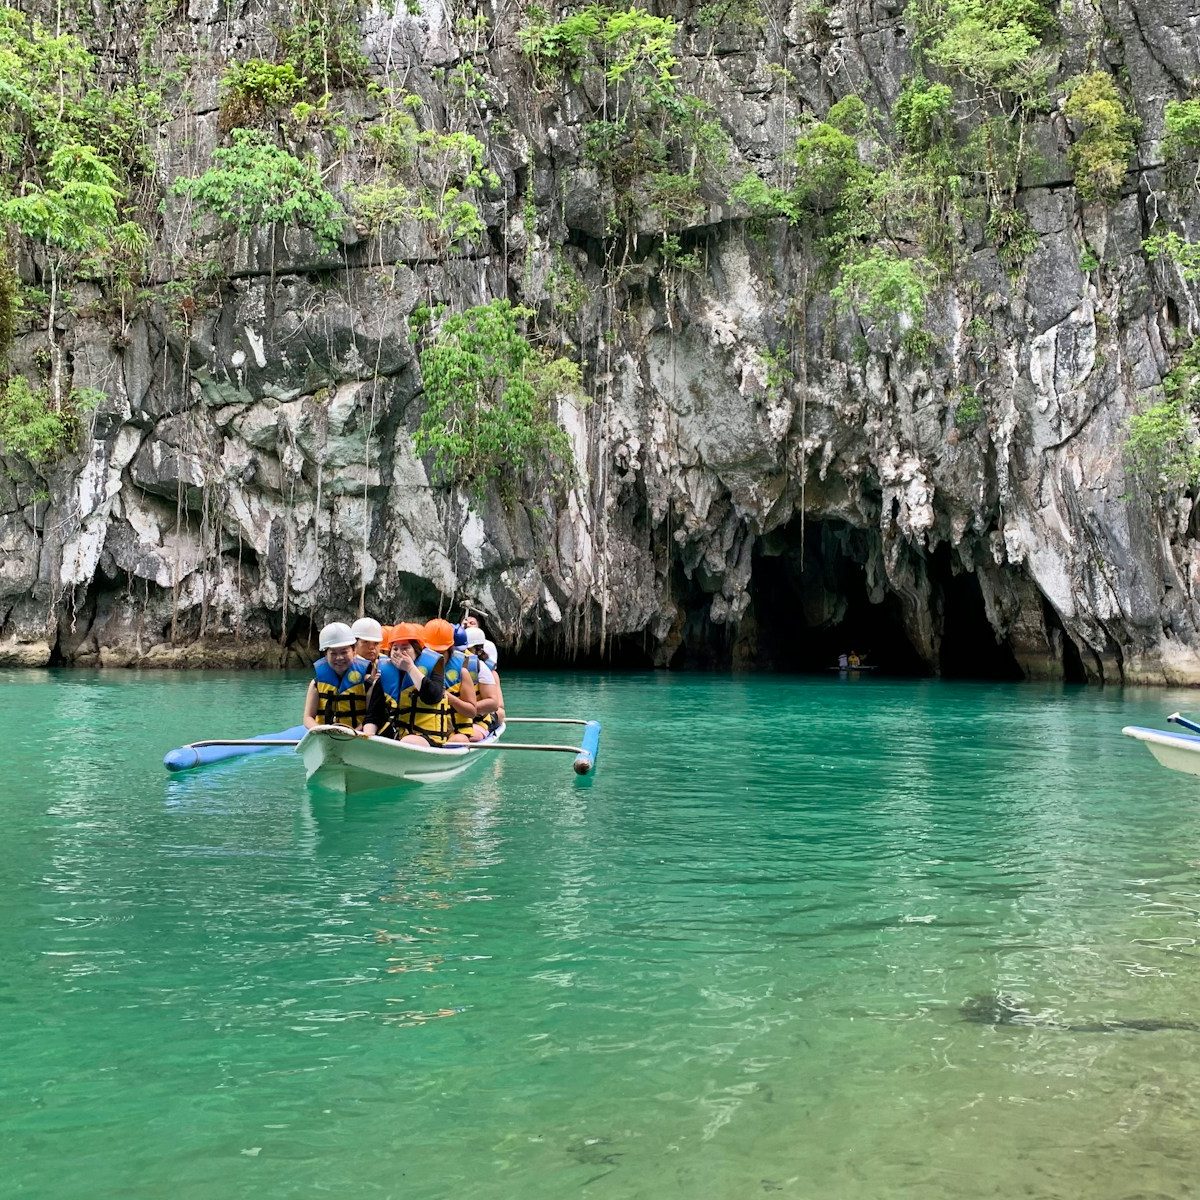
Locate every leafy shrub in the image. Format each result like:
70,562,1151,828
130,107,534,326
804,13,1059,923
414,300,579,492
0,376,99,463
1127,341,1200,490
1163,99,1200,190
792,116,870,215
172,129,345,249
1062,72,1139,202
986,204,1039,269
1163,99,1200,163
832,248,930,323
1143,229,1200,280
893,75,954,154
826,94,868,134
954,386,984,427
519,6,726,233
2,143,121,255
901,327,936,361
354,112,496,250
275,5,369,92
219,60,308,130
924,0,1054,96
519,4,679,108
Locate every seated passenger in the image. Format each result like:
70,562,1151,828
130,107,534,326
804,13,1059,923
463,626,501,740
477,634,505,723
427,619,477,744
362,623,444,744
351,617,385,684
303,622,369,730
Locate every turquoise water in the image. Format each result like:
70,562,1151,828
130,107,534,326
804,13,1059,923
3,670,1200,1199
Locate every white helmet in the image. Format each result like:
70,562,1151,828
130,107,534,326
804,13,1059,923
350,617,383,642
483,639,499,667
318,621,356,650
464,626,486,649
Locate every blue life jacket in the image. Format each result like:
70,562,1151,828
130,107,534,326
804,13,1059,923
312,656,370,729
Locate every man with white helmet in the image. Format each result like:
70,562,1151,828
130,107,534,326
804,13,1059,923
350,616,384,684
459,626,502,741
302,622,370,730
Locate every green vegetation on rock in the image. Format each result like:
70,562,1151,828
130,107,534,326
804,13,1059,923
832,248,930,322
0,375,100,464
519,5,727,233
1127,342,1200,491
352,98,498,252
1143,230,1200,280
172,128,345,249
274,0,369,92
413,300,579,494
1062,72,1139,202
219,60,308,130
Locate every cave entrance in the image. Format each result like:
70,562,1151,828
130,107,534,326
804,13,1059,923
928,544,1024,681
749,519,930,676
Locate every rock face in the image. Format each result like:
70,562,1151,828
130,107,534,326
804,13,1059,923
2,0,1199,682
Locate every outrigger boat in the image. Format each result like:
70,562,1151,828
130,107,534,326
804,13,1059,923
297,722,506,793
164,717,601,792
1123,713,1200,778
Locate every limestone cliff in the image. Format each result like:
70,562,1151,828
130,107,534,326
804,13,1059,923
2,0,1199,681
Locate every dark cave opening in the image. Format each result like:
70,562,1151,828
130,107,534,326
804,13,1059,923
929,544,1024,681
749,519,931,677
746,519,1026,680
1044,598,1088,684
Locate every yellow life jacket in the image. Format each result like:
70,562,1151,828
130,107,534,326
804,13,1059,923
312,657,369,729
448,652,476,735
375,658,419,739
399,649,453,744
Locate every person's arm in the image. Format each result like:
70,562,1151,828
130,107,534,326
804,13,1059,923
362,681,385,737
474,663,498,716
396,650,443,704
492,671,505,721
303,681,320,729
447,669,477,720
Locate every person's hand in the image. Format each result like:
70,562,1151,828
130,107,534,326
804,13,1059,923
396,653,413,672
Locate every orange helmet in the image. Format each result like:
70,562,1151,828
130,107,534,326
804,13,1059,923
421,618,455,652
382,622,425,651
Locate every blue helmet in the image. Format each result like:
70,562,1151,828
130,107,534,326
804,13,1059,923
453,624,469,648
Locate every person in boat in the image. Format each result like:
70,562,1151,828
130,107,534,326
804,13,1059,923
303,622,370,730
351,617,385,684
848,650,861,668
461,626,501,740
361,623,446,745
427,619,479,744
837,652,849,670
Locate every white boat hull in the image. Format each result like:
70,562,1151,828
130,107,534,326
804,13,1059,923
297,724,504,793
1122,725,1200,777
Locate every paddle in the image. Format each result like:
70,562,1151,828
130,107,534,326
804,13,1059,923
1167,712,1200,735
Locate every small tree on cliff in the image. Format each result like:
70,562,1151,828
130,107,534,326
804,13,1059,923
413,299,580,495
171,128,345,252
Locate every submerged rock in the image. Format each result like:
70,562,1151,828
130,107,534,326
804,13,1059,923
959,992,1200,1035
